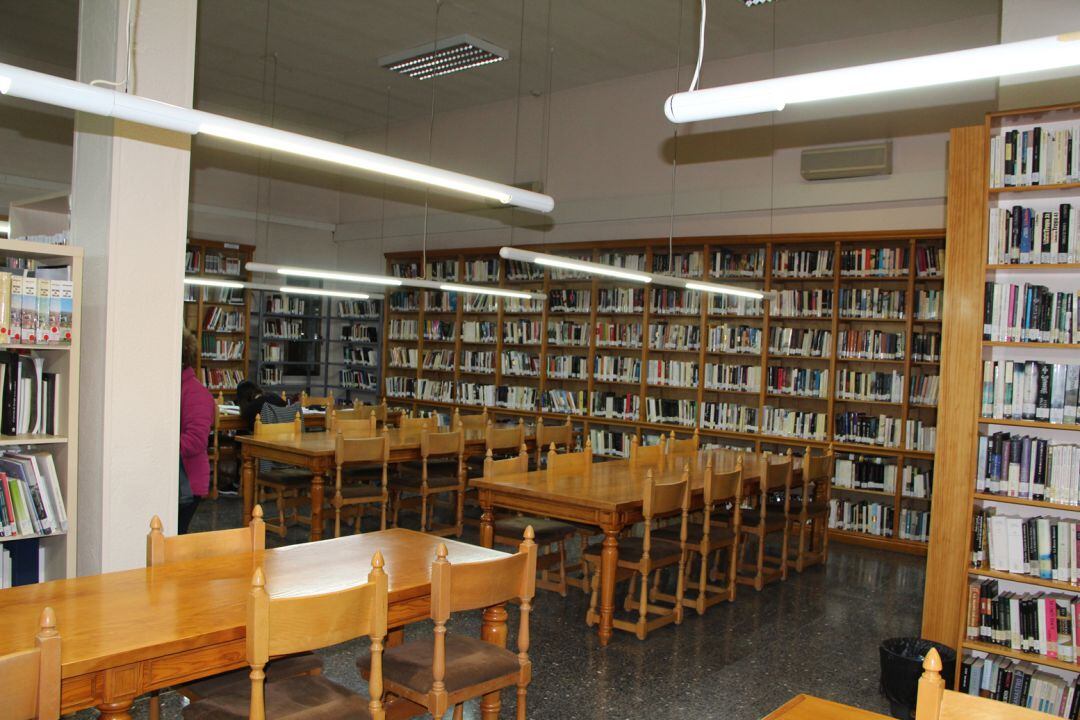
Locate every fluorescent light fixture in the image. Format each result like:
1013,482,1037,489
440,283,535,300
665,32,1080,123
248,262,403,287
0,220,9,237
499,246,653,283
184,277,245,289
685,281,765,299
0,62,555,213
380,34,508,80
279,286,369,300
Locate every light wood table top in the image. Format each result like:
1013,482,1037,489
0,529,505,716
764,695,892,719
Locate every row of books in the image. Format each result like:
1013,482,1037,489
547,354,588,380
260,367,284,386
336,300,380,319
496,386,539,410
263,319,307,340
421,349,454,372
389,291,419,312
649,323,700,351
597,288,645,314
645,398,697,426
652,251,704,278
837,330,904,360
424,292,455,313
773,249,834,278
340,323,379,344
832,455,933,497
0,352,61,436
464,259,500,283
0,273,74,345
461,321,497,344
202,253,241,276
712,324,763,354
425,260,458,281
960,653,1080,719
712,248,765,278
423,320,455,342
339,369,376,391
989,125,1080,188
263,295,310,316
388,320,418,341
983,283,1078,344
976,433,1080,505
838,288,907,320
645,359,698,387
835,412,901,448
589,428,633,458
838,247,909,277
649,289,701,315
0,450,66,538
388,347,418,369
836,369,903,403
910,374,940,405
828,499,894,537
598,252,646,270
701,401,758,432
982,361,1080,425
705,363,762,393
770,290,833,318
203,308,244,333
542,389,586,415
202,337,243,361
966,579,1079,661
503,320,542,345
547,321,588,346
594,355,640,384
548,289,590,313
506,260,543,281
710,295,764,317
416,379,453,402
763,366,827,398
503,297,544,313
596,322,643,348
971,510,1080,584
769,327,830,357
342,346,376,367
503,351,540,377
591,392,640,420
987,204,1077,265
463,295,496,313
461,351,494,374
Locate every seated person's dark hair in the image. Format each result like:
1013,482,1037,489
235,380,262,405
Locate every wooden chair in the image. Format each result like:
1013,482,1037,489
147,508,322,714
786,445,833,573
0,607,60,720
485,419,526,458
654,457,744,614
534,417,574,468
452,407,488,431
398,413,436,432
546,438,593,478
736,451,793,591
183,555,388,720
299,390,333,409
355,401,389,425
327,408,377,435
389,428,466,537
584,468,690,640
208,392,224,500
487,446,578,596
667,429,699,458
332,430,390,536
628,435,667,468
359,532,537,720
915,648,1055,720
252,415,312,538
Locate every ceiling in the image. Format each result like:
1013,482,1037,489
0,0,1002,139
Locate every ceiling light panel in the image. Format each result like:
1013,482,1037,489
380,34,508,80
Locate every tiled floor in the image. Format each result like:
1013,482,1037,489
76,496,924,719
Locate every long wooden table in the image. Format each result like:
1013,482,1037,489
0,529,508,719
764,695,891,719
472,448,796,646
237,424,536,541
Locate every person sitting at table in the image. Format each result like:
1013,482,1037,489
236,379,286,434
180,330,215,533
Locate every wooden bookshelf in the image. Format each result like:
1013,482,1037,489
920,101,1080,697
383,229,945,555
0,229,83,583
183,238,254,398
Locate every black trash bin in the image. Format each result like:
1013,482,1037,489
879,637,955,720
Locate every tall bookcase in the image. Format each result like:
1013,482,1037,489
921,102,1080,703
0,219,82,583
184,238,254,397
383,230,945,556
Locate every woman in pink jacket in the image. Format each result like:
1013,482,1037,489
180,330,216,533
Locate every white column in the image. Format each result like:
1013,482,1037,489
999,0,1080,109
71,0,197,573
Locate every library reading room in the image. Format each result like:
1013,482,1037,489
0,1,1079,719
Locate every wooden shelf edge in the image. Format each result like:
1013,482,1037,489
829,529,928,556
973,492,1080,513
969,567,1080,593
962,640,1080,673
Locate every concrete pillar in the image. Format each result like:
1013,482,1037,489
999,0,1080,109
71,0,196,573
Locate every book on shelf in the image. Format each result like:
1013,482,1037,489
833,411,902,448
652,251,703,278
389,291,420,312
984,282,1078,344
496,385,537,410
710,324,763,355
542,389,587,415
464,259,500,283
590,392,639,420
0,449,67,539
460,321,497,344
971,508,1080,585
2,269,74,345
915,246,946,277
504,351,541,377
959,653,1080,718
989,124,1080,188
912,332,942,362
838,288,907,320
916,289,943,320
839,246,909,277
546,354,587,380
762,406,827,440
966,578,1080,662
711,248,764,278
504,319,543,345
709,294,764,317
645,359,698,388
597,287,644,314
546,320,587,347
202,368,243,391
828,498,895,537
460,350,494,375
981,361,1080,425
701,401,758,432
773,249,834,278
976,433,1080,504
596,321,643,348
649,322,700,351
988,203,1078,265
1,541,46,588
770,289,833,318
0,351,61,436
833,454,897,493
837,329,904,360
764,365,827,398
649,288,700,315
548,289,590,313
203,307,244,333
835,369,903,403
767,326,829,357
456,382,496,406
589,428,632,458
421,349,455,372
341,323,379,343
425,259,458,282
904,465,933,499
705,362,762,393
645,397,696,426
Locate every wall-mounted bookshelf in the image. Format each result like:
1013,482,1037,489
924,102,1080,712
384,230,945,556
184,238,254,397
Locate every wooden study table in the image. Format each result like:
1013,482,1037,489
0,529,508,719
237,424,537,541
472,448,793,646
764,695,891,719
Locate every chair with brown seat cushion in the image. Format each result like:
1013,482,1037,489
0,606,60,720
254,409,312,538
534,418,574,469
488,447,578,597
583,468,690,640
184,554,388,720
736,451,794,591
786,444,834,572
331,431,390,536
146,507,323,714
653,456,744,614
389,428,465,536
358,531,537,720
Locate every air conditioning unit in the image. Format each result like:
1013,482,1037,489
801,141,893,181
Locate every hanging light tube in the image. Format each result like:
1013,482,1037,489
275,285,371,300
498,247,652,283
246,262,546,300
183,277,245,289
0,62,555,213
184,276,374,300
665,32,1080,123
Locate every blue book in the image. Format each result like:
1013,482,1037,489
1020,207,1034,259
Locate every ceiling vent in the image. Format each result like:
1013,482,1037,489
801,141,893,182
379,34,508,80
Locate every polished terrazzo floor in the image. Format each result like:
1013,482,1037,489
74,495,924,719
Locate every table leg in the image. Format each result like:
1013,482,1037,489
310,473,325,542
241,453,255,527
97,700,134,720
599,530,619,647
480,498,494,548
481,604,508,720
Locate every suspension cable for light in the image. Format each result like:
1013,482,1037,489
246,262,545,300
665,32,1080,123
0,62,555,213
499,247,768,299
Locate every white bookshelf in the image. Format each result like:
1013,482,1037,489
1,197,81,582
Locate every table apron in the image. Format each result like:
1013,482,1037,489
477,489,639,532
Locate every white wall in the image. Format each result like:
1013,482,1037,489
998,0,1080,109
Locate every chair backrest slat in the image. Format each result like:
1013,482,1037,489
546,439,592,477
355,402,388,424
667,429,699,457
0,607,60,720
629,435,667,468
399,413,435,432
422,429,464,458
336,432,390,465
486,420,525,453
253,414,303,440
147,507,266,566
300,391,333,409
329,409,377,436
430,534,537,617
535,419,573,464
453,408,489,431
484,446,529,478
